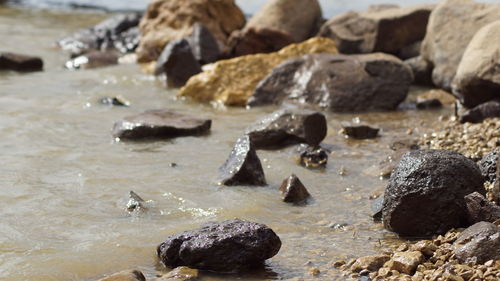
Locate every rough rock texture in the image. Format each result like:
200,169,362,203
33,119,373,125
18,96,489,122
154,39,202,88
157,266,199,281
0,52,43,72
136,0,245,62
64,51,119,70
112,109,211,141
350,255,390,273
479,149,498,183
464,192,500,224
452,20,500,108
157,219,281,271
341,122,379,139
246,108,327,149
178,37,338,106
459,100,500,124
404,56,433,86
127,191,146,212
384,251,424,275
279,174,311,203
98,270,145,281
218,136,266,186
383,150,486,237
248,53,412,112
226,0,322,56
318,4,433,54
420,0,500,90
57,13,141,57
453,221,500,264
297,145,328,169
187,23,220,65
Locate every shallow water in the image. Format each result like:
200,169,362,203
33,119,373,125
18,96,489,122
0,3,460,281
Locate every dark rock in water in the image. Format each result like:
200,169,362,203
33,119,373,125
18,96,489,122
297,145,328,169
248,53,412,112
389,138,420,151
98,269,146,281
453,222,500,264
459,100,500,124
65,51,119,70
342,122,379,139
416,98,442,110
57,13,141,57
225,26,294,58
218,136,266,186
0,52,43,72
127,191,146,212
371,196,384,221
187,23,220,65
99,96,130,107
154,39,202,88
246,108,327,149
112,109,211,141
279,174,311,203
464,192,500,224
157,219,281,271
382,150,486,237
404,56,433,86
479,149,498,183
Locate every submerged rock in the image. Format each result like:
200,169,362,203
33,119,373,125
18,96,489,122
459,100,500,124
112,109,211,141
99,96,130,107
318,4,433,55
383,150,485,237
218,136,266,186
127,191,146,212
452,20,500,108
157,266,199,281
0,52,43,72
136,0,245,62
65,51,119,70
248,53,412,112
279,174,311,203
297,145,328,169
420,0,500,90
465,192,500,224
154,39,202,88
453,221,500,264
98,270,145,281
371,196,384,221
246,108,327,149
157,219,281,271
178,37,338,106
342,122,380,139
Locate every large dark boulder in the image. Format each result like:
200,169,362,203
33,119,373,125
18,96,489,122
248,53,413,112
112,109,211,141
157,219,281,271
245,108,327,149
464,192,500,224
459,100,500,124
382,150,485,237
218,136,266,186
0,52,43,72
453,222,500,264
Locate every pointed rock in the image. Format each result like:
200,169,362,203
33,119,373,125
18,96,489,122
279,174,311,203
187,23,220,65
127,191,146,212
218,136,266,186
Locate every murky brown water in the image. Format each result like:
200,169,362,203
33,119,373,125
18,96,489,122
0,5,456,281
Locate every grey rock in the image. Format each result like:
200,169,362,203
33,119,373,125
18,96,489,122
246,108,327,149
218,136,266,186
279,174,311,203
371,196,384,221
65,51,119,70
459,100,500,124
187,23,220,65
383,150,485,237
0,52,43,72
157,219,281,271
248,53,413,112
99,96,130,107
479,149,498,183
342,122,379,139
465,192,500,224
453,221,500,264
127,191,146,212
112,109,211,141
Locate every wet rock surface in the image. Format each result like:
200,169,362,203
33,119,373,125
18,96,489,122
136,0,245,62
57,13,141,57
154,39,202,88
248,53,412,112
65,51,119,70
370,196,384,221
246,108,327,149
186,23,220,65
156,266,199,281
452,20,500,108
112,109,211,141
98,270,146,281
218,136,266,186
318,4,433,55
279,174,311,204
126,191,146,212
459,100,500,124
157,219,281,272
0,52,43,72
383,149,486,237
420,0,500,90
465,192,500,224
178,37,338,106
341,122,379,139
99,96,130,107
296,144,329,169
453,221,500,264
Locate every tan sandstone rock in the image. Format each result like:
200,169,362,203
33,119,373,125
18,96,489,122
98,270,145,281
136,0,245,62
384,251,425,275
177,37,338,106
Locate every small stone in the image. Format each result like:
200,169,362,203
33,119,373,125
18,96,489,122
411,240,437,257
479,149,498,183
65,51,119,70
309,267,321,276
464,192,500,224
459,100,500,124
98,270,145,281
279,174,311,203
416,98,443,109
0,52,43,72
126,191,146,212
299,145,328,169
350,255,390,273
342,123,380,139
453,222,500,264
158,266,199,281
384,251,424,275
99,96,130,107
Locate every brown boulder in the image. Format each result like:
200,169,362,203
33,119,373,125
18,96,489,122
459,100,500,124
136,0,245,62
420,0,500,90
453,221,500,264
279,174,311,203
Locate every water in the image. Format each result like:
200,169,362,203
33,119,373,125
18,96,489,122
0,1,464,281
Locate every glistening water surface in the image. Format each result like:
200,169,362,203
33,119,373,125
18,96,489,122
1,3,455,281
